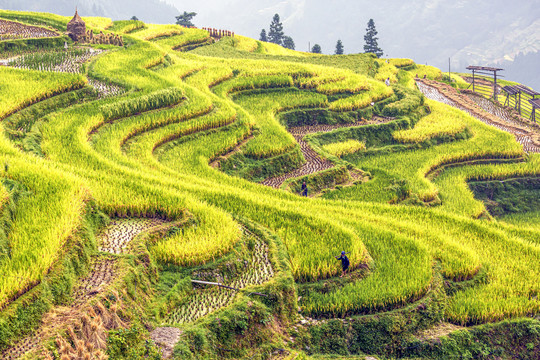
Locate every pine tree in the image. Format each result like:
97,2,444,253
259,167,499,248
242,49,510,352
268,14,284,45
311,44,322,54
260,29,267,42
363,19,383,58
335,39,344,55
176,11,197,27
283,36,295,50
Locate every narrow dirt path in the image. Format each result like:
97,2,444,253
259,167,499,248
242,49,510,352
417,81,540,153
415,322,467,341
0,218,167,360
261,118,393,188
150,327,182,359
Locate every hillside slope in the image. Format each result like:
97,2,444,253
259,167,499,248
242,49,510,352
0,10,539,360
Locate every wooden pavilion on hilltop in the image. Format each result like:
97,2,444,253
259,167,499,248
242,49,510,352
67,9,86,42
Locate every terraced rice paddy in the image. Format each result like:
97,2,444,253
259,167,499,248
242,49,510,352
9,48,103,73
168,228,274,325
0,217,165,359
0,19,58,40
417,80,540,153
0,9,539,360
261,118,393,188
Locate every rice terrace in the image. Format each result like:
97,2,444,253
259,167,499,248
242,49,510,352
0,5,539,360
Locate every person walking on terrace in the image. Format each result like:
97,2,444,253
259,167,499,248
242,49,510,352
385,77,390,86
301,180,308,197
335,251,350,277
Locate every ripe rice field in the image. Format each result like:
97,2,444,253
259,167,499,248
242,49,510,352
0,10,539,360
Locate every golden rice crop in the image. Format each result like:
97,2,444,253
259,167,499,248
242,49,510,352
0,67,85,119
323,140,366,157
1,10,539,325
393,99,468,143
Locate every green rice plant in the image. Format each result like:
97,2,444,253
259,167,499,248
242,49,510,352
0,138,88,309
374,60,399,84
100,87,185,121
107,20,145,34
329,79,393,111
388,58,414,68
8,48,93,72
449,73,470,88
153,32,209,51
233,88,328,158
434,154,540,218
257,39,310,57
229,35,259,52
87,39,166,90
82,16,113,30
131,24,184,41
380,85,424,116
393,99,468,143
315,75,369,95
213,75,294,98
184,66,234,90
322,140,366,157
414,64,442,80
327,100,523,202
0,67,85,119
151,202,241,266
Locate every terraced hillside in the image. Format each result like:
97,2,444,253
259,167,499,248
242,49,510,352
0,10,539,360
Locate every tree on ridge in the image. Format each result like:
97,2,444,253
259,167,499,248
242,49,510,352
311,44,322,54
283,36,295,50
335,39,344,55
176,11,197,27
363,18,383,58
260,29,267,42
268,13,284,45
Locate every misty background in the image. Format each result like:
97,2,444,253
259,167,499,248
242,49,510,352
1,0,539,89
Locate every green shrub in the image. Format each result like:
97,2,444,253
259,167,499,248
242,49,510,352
107,325,162,360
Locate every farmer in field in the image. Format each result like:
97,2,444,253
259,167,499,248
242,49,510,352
301,180,308,197
385,77,390,86
335,251,349,277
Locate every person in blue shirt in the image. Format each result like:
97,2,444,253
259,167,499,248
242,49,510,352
301,180,308,197
335,251,350,277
